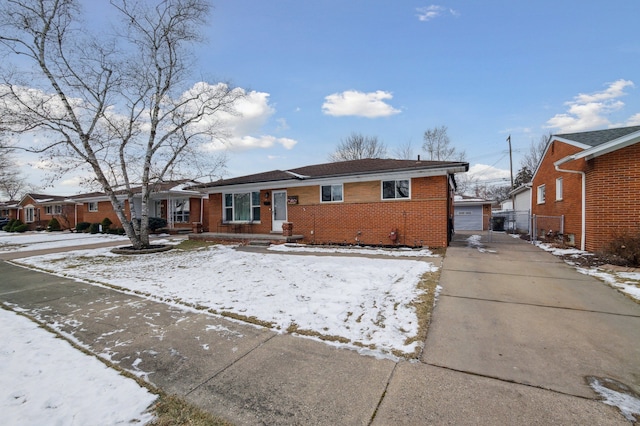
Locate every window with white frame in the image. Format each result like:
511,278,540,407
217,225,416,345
88,202,98,212
555,178,563,201
172,199,190,223
537,184,546,204
382,179,410,199
54,205,62,214
223,192,261,222
321,184,343,202
25,206,35,223
45,206,52,214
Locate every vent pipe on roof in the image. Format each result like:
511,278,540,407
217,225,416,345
417,155,421,161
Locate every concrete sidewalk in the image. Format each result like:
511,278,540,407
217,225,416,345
0,235,635,424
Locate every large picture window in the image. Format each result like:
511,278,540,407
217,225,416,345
321,184,343,202
382,179,410,199
223,192,261,222
172,199,190,223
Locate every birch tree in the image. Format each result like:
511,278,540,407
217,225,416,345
0,0,242,249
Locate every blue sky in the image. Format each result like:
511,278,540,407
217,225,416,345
12,0,640,194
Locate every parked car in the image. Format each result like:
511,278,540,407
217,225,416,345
0,217,10,229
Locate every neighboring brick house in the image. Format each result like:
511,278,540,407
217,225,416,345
73,180,205,232
195,158,469,248
0,200,19,221
17,193,80,230
531,125,640,252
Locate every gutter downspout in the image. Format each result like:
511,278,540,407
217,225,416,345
554,158,586,251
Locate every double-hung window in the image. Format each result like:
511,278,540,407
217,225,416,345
537,185,546,204
172,199,190,223
45,206,52,215
555,178,563,201
321,184,343,202
54,205,62,214
382,179,410,199
224,192,261,222
88,202,98,212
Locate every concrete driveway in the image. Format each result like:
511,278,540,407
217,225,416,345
423,231,640,401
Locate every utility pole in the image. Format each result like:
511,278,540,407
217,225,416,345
508,135,515,232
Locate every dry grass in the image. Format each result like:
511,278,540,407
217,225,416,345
148,394,233,426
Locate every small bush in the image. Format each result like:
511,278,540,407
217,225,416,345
7,219,24,232
148,217,168,232
602,230,640,267
47,217,62,231
76,222,91,232
3,219,17,231
89,223,101,234
14,223,28,233
108,228,125,235
101,217,113,230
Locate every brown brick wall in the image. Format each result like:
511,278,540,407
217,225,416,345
532,141,585,247
207,176,452,247
584,142,640,252
533,139,640,252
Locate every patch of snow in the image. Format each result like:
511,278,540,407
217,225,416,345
268,243,437,257
14,244,439,358
589,377,640,422
0,308,156,425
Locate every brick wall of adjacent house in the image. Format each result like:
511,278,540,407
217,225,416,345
17,196,78,231
207,176,452,247
531,140,585,247
584,142,640,252
80,200,126,227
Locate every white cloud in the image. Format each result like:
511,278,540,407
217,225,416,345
546,79,637,132
196,85,298,152
626,112,640,126
416,5,459,22
322,90,401,118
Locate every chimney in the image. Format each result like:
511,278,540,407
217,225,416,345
417,155,421,161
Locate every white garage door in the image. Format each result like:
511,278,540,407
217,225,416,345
455,206,483,231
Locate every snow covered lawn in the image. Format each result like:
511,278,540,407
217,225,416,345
0,307,157,425
8,234,439,358
0,230,128,252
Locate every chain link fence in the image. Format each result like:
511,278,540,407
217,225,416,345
531,214,564,243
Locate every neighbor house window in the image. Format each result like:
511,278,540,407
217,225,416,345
223,192,261,222
88,202,98,212
321,184,343,202
382,179,410,199
537,184,546,204
45,206,52,215
555,178,563,201
172,199,190,223
25,207,35,223
54,205,62,214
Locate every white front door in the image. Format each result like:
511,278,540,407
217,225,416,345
272,190,287,232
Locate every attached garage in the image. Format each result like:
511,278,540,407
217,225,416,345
453,197,492,231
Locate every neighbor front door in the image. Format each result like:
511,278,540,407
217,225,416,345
272,190,287,232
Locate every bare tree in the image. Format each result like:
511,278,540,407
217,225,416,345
520,132,551,173
0,0,242,249
393,140,415,160
329,133,387,162
0,140,28,200
422,125,466,161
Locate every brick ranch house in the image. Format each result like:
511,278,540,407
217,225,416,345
531,125,640,252
72,180,206,233
194,158,469,248
13,181,205,232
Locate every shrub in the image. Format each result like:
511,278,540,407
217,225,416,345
8,219,24,232
3,218,17,231
76,222,91,232
14,223,28,233
602,230,640,267
148,217,167,232
47,217,62,231
101,217,113,230
108,227,125,235
89,223,101,234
